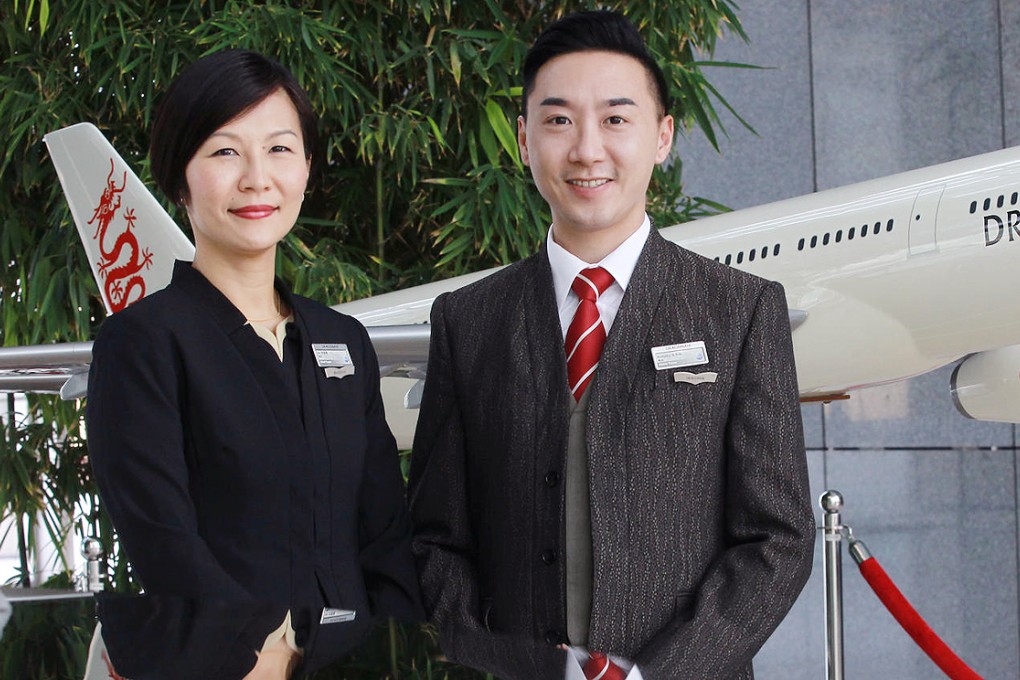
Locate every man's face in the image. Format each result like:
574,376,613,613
518,50,674,258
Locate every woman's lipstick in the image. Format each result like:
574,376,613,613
230,204,276,219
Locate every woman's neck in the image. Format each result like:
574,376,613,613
192,248,284,322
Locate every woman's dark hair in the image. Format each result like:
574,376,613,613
149,49,318,206
522,10,670,119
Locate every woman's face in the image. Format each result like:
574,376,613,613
184,89,310,261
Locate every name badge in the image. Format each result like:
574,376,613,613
320,607,357,625
651,341,708,370
312,343,353,367
313,343,356,379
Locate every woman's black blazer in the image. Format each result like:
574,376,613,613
86,261,421,673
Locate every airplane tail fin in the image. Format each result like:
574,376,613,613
44,123,194,315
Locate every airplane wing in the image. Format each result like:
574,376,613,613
0,343,92,398
0,325,433,401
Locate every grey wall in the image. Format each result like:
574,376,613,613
673,2,1020,678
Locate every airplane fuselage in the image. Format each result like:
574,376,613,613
677,146,1020,396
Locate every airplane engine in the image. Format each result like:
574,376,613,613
950,345,1020,422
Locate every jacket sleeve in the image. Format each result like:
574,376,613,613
86,311,254,603
408,294,567,680
633,281,815,679
352,319,425,624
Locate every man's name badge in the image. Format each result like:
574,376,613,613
320,607,357,625
651,341,709,370
312,343,355,379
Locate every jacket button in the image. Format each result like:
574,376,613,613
541,549,556,565
544,629,562,645
544,471,559,487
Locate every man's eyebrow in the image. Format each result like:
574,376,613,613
537,96,638,107
539,97,568,107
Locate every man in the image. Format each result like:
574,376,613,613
408,10,814,680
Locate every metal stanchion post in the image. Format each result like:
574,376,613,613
821,490,845,680
82,537,104,593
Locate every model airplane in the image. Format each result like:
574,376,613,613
1,122,1019,447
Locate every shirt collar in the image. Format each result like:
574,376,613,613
546,214,651,306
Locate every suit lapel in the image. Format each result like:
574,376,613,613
522,243,573,426
590,228,672,411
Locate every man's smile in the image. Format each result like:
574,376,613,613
567,178,611,188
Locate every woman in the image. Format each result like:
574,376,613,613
86,49,421,678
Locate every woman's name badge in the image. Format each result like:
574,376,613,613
312,343,355,379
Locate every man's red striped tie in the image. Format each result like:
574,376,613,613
583,651,627,680
565,267,615,400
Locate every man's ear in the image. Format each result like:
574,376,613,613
517,115,530,166
655,114,675,164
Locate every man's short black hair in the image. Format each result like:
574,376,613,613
149,49,318,206
522,10,670,119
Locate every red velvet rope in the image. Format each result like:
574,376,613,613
857,557,983,679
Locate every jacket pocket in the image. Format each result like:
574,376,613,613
672,591,696,622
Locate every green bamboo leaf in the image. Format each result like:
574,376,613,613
478,114,500,167
39,0,50,36
444,28,504,40
424,115,446,149
449,43,461,87
484,99,521,170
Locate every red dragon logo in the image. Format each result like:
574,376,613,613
88,158,154,312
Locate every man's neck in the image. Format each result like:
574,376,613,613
551,217,645,264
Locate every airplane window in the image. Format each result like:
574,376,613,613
798,238,805,251
835,230,842,243
810,235,818,248
998,195,1005,209
860,224,868,238
848,227,856,240
984,197,991,211
1012,192,1018,205
773,244,780,256
823,233,830,246
970,201,978,214
749,249,756,262
873,221,881,235
713,256,720,262
725,254,732,265
736,252,744,264
886,218,894,232
761,246,768,259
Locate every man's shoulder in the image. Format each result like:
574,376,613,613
440,253,544,310
659,237,781,298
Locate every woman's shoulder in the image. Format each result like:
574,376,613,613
290,294,366,335
93,285,197,352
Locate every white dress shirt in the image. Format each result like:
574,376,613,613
547,215,651,340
